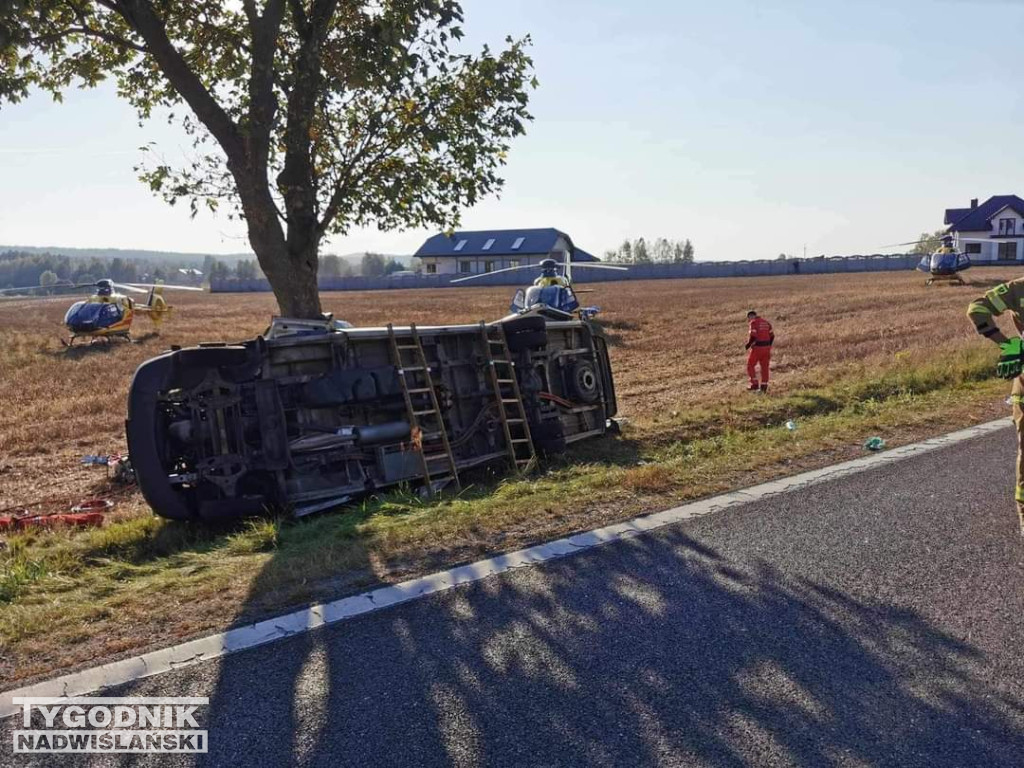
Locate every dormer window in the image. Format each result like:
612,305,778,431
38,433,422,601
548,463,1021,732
482,238,495,251
999,218,1016,235
511,237,525,250
454,239,468,251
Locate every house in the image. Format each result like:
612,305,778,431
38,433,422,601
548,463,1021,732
945,195,1024,261
413,228,598,276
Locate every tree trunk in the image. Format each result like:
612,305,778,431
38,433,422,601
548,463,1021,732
237,181,324,319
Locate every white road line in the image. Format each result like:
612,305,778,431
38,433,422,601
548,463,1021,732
0,417,1012,718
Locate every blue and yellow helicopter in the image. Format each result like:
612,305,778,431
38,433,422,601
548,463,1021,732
885,233,1020,285
451,257,628,319
0,278,203,345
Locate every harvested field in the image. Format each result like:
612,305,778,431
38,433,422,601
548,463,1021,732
0,269,1018,684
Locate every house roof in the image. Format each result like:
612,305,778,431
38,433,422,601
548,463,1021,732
946,195,1024,232
944,208,971,226
413,228,598,261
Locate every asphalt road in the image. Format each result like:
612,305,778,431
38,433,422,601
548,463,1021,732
6,427,1024,767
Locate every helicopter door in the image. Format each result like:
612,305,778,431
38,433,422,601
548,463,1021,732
511,289,526,311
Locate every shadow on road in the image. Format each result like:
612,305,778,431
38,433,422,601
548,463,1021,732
200,527,1024,767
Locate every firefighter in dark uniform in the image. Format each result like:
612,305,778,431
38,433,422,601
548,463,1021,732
968,279,1024,536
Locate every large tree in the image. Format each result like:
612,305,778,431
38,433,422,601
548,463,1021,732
910,229,947,255
1,1,535,317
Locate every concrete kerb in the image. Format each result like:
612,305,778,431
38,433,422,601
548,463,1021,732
0,417,1012,718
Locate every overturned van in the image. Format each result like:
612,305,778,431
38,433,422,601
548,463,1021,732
126,313,617,521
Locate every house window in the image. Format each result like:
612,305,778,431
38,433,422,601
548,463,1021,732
511,237,525,250
998,219,1016,235
459,261,473,274
484,261,495,273
509,259,520,268
998,241,1018,260
482,238,495,251
425,263,437,274
454,239,468,252
964,243,982,255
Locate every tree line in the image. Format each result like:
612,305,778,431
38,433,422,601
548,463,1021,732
227,254,414,281
603,238,695,264
0,250,196,290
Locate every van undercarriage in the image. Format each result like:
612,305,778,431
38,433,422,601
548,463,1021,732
126,313,617,521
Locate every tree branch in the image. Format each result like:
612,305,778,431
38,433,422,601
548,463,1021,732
246,0,286,174
278,0,338,253
112,0,247,169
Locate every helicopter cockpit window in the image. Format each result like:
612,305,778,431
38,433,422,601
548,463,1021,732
66,300,123,327
524,285,545,307
64,301,86,325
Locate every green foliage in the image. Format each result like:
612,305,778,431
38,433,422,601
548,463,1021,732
208,259,232,280
911,229,947,255
633,237,650,263
320,253,345,278
0,249,198,289
360,252,387,277
0,0,536,316
610,237,694,264
234,259,259,279
37,269,58,287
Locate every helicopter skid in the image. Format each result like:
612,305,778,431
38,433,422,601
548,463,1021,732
62,332,133,347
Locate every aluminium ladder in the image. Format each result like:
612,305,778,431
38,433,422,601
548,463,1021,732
387,323,460,494
479,321,536,473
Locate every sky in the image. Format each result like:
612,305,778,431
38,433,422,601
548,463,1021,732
2,0,1024,260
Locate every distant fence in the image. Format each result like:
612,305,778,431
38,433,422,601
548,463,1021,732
210,254,929,293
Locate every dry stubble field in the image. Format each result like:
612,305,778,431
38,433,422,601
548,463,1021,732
0,269,1018,684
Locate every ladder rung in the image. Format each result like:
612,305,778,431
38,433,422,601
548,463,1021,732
510,439,531,444
506,419,525,424
496,378,516,384
396,344,420,350
501,398,520,404
424,454,453,462
413,409,438,416
421,431,443,440
401,366,427,372
407,387,433,394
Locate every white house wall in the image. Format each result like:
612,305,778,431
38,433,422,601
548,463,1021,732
419,253,548,276
988,206,1024,237
956,228,1022,262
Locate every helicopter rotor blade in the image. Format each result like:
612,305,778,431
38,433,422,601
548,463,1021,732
955,236,1019,243
0,282,96,295
449,264,541,283
123,282,205,292
450,260,629,284
878,239,938,248
112,283,150,294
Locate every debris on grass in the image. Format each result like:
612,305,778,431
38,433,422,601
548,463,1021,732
864,436,887,451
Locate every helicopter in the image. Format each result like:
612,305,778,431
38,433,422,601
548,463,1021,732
0,278,203,345
451,257,628,319
883,233,1020,285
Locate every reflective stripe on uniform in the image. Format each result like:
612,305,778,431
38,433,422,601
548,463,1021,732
1010,395,1024,405
1015,485,1024,503
967,302,992,316
986,287,1009,312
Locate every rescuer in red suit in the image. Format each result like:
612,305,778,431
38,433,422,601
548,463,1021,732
745,310,774,393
